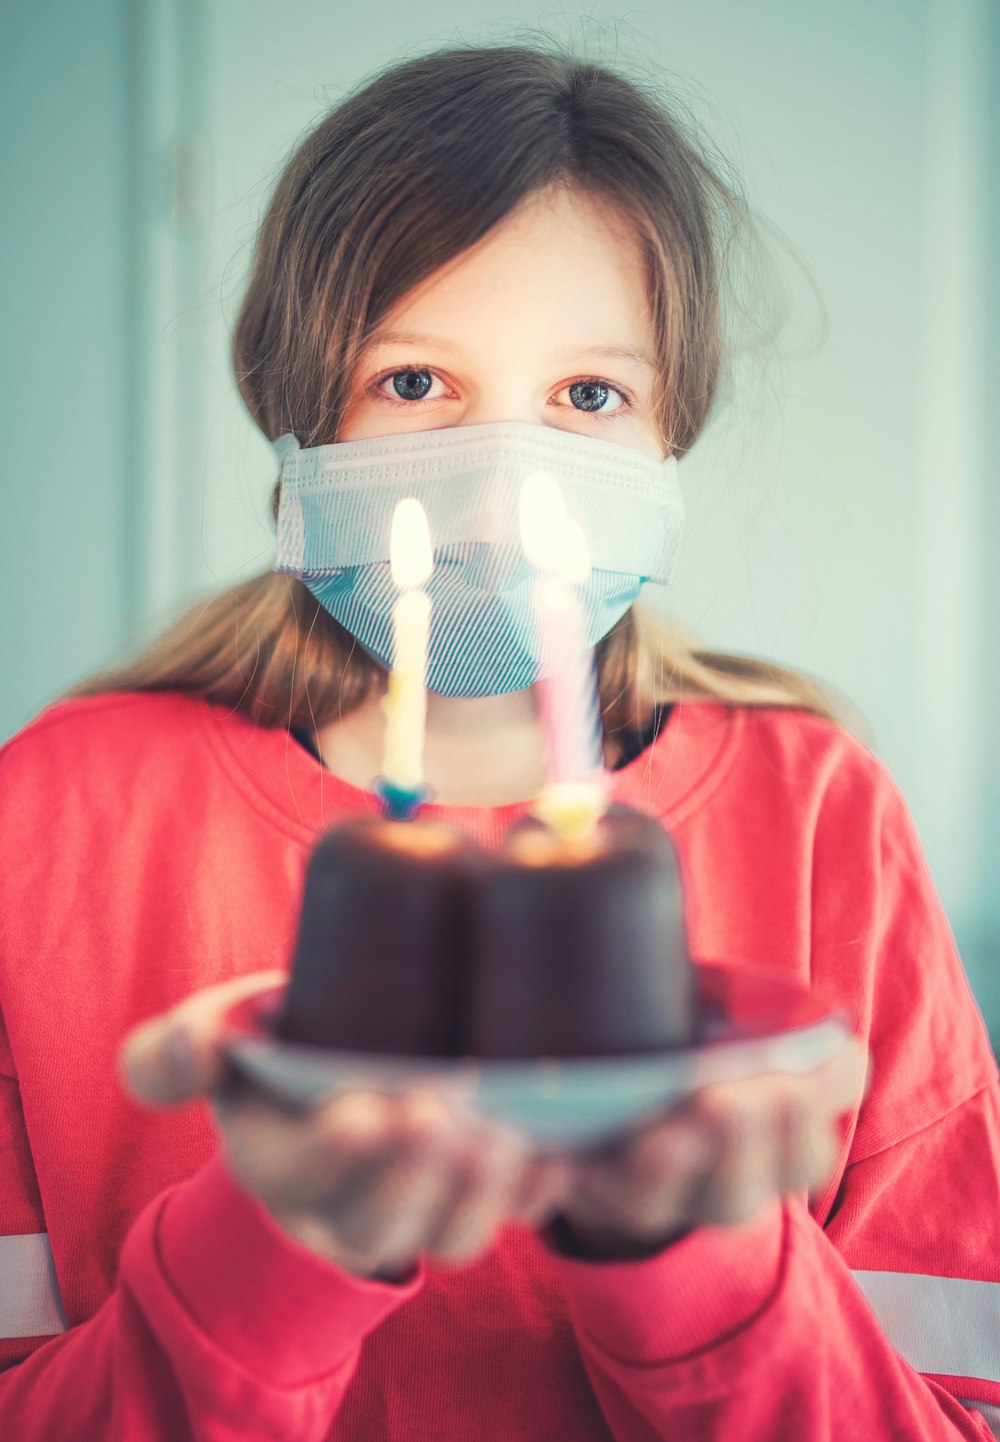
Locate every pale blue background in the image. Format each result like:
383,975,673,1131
1,1,997,1041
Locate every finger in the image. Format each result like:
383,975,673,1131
768,1071,842,1196
801,1123,839,1200
828,1036,871,1109
695,1079,782,1227
220,1088,396,1212
572,1114,716,1239
429,1130,536,1261
695,1066,849,1218
119,970,288,1106
369,1145,464,1269
798,1036,870,1117
639,1117,720,1235
513,1152,576,1227
784,1040,868,1201
322,1087,488,1267
322,1137,456,1268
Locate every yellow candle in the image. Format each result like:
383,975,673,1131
383,588,431,788
381,498,433,794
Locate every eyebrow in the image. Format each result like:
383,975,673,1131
366,329,656,370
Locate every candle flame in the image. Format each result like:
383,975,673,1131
390,498,433,589
561,519,591,586
519,473,566,572
519,474,590,584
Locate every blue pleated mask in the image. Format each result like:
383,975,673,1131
271,421,684,699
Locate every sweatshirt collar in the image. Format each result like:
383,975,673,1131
200,697,741,851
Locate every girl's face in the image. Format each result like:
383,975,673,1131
338,185,664,459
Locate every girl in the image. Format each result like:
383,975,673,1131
1,40,997,1442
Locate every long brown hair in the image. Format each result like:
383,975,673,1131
65,41,869,752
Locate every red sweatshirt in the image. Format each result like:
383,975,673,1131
0,689,997,1441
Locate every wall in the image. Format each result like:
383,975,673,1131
1,0,996,1037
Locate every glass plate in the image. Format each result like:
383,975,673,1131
219,960,851,1148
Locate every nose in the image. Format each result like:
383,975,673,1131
458,388,555,431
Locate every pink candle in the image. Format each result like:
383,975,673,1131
535,574,601,784
520,482,604,787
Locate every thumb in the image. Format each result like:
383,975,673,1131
119,970,288,1108
826,1033,872,1114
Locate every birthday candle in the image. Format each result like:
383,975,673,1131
382,499,433,796
519,476,606,840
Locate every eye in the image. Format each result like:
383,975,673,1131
563,379,630,415
372,368,448,404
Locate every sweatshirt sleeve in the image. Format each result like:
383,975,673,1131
540,1099,1000,1442
534,736,1000,1441
0,1059,427,1441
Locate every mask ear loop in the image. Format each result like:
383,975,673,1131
271,431,328,818
271,432,301,471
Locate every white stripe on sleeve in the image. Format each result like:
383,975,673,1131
0,1233,67,1337
852,1270,1000,1382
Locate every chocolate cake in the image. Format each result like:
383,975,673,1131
468,804,695,1059
271,817,484,1056
273,803,695,1059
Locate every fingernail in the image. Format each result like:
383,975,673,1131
674,1125,714,1168
162,1027,198,1096
333,1091,384,1132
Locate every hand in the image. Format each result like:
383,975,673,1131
119,972,573,1280
548,1032,871,1259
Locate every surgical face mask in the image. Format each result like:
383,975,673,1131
271,420,684,699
